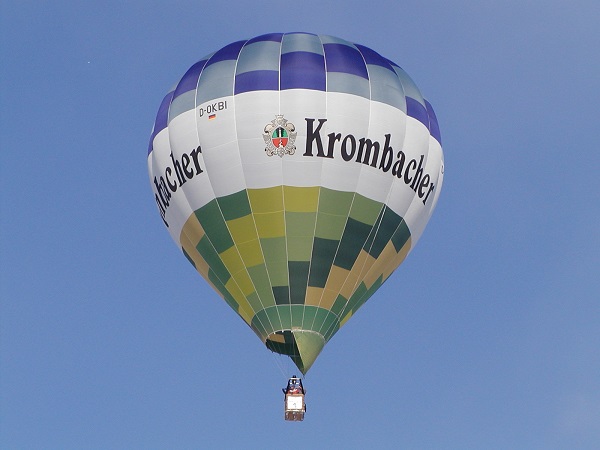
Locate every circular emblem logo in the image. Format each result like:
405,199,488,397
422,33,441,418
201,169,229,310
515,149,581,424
263,115,297,157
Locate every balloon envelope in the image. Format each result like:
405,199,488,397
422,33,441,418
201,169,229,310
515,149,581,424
148,33,444,374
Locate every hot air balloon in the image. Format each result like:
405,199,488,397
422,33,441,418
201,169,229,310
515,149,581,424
148,32,444,376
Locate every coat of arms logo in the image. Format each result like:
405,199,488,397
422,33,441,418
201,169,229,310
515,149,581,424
263,115,297,157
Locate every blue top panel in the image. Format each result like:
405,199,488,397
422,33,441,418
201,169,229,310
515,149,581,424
205,40,245,67
406,97,429,128
281,51,326,91
323,43,368,79
425,100,442,144
148,90,173,154
235,70,279,94
355,44,394,72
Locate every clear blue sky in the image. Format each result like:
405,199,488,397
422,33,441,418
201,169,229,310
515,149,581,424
1,1,599,448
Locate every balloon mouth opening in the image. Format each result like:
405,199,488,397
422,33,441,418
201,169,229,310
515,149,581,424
266,330,325,374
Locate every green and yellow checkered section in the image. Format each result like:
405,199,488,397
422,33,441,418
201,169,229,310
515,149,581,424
180,186,411,373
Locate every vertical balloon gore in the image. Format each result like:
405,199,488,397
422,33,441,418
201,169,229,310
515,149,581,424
148,33,444,374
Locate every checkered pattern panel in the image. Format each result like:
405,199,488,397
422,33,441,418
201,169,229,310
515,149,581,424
180,186,412,350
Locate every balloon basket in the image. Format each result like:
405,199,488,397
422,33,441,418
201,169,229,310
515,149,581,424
284,393,305,422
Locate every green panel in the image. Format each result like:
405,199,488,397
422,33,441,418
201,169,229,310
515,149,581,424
349,193,383,225
391,220,411,251
331,294,348,316
196,236,231,283
310,308,339,340
368,206,402,258
265,260,288,286
340,282,368,318
246,292,263,312
333,217,373,270
247,265,276,306
353,276,383,313
318,188,353,215
265,306,284,332
195,201,234,253
275,305,292,329
261,236,288,286
272,286,290,305
292,330,326,374
251,309,273,336
260,237,287,262
285,211,317,237
312,307,332,332
291,305,304,327
217,190,251,220
308,237,339,288
288,261,309,304
320,309,340,339
248,186,284,213
301,306,318,329
315,211,347,240
287,236,313,261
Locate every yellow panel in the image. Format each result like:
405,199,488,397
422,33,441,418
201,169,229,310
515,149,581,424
220,246,246,275
225,277,245,302
231,269,255,296
248,186,284,213
305,286,324,306
319,288,339,310
238,306,253,325
364,242,399,288
345,249,374,290
283,186,319,212
254,212,285,238
237,239,264,267
227,215,257,244
324,266,350,294
340,249,377,293
180,213,205,246
340,272,360,300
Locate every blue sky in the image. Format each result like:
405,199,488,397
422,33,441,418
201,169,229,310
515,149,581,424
1,1,599,448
